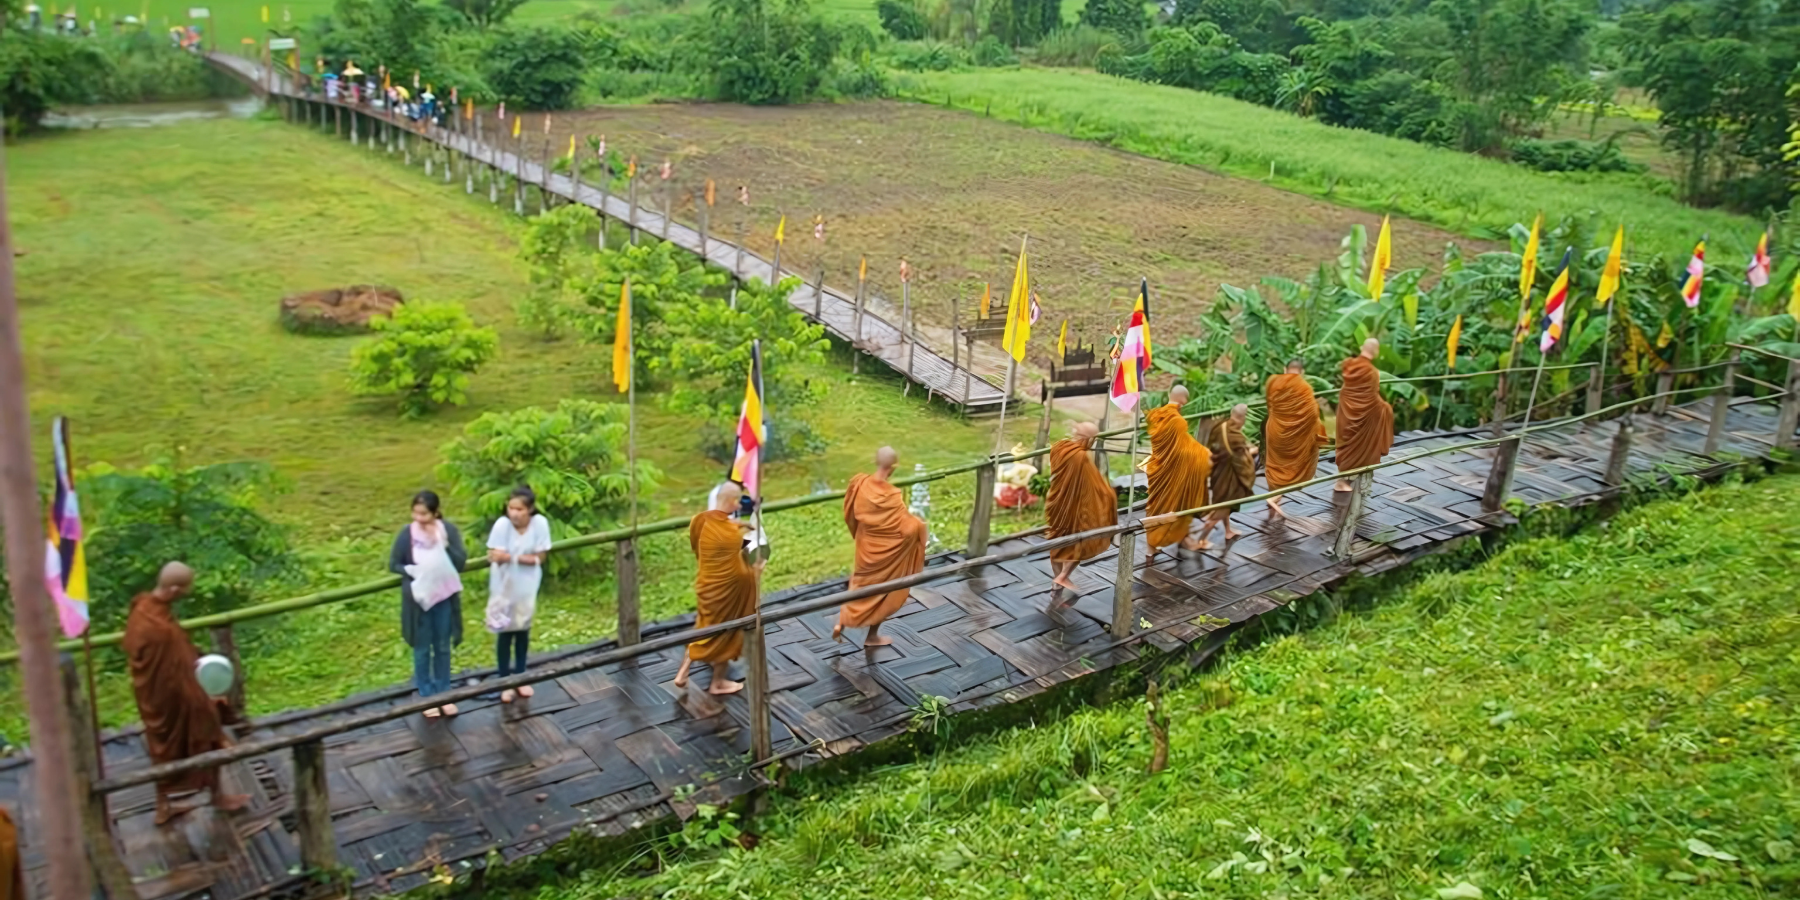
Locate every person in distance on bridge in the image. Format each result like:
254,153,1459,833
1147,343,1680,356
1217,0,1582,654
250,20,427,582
1334,338,1395,492
675,482,764,695
1044,421,1117,595
123,561,250,824
1139,384,1212,564
1262,359,1327,519
834,447,927,648
1197,404,1258,548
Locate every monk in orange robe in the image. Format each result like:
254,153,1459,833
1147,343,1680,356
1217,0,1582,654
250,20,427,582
1045,421,1117,591
0,807,21,900
1263,359,1327,518
1197,404,1257,547
834,447,927,647
675,483,764,695
124,562,248,824
1140,385,1211,563
1335,338,1395,490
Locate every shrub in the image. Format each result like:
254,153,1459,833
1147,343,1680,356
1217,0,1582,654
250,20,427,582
0,29,109,133
482,24,588,108
890,40,967,72
1509,137,1644,174
828,56,892,98
1079,0,1149,37
876,0,929,40
349,301,499,417
971,35,1019,67
687,0,843,104
1032,24,1118,67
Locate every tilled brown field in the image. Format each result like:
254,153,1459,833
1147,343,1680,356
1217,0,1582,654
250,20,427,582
544,100,1488,348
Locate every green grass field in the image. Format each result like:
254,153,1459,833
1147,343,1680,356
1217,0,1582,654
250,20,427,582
517,473,1800,899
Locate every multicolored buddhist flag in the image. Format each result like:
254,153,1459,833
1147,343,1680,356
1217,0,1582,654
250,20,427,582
46,418,88,638
1540,248,1573,354
1028,292,1042,325
1109,279,1152,413
1520,214,1542,301
1747,232,1771,289
613,279,631,394
1597,225,1625,304
1367,215,1391,299
1447,314,1463,370
1681,239,1705,308
730,341,766,500
1000,237,1031,362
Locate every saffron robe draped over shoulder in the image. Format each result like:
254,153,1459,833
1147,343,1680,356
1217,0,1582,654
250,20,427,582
1046,437,1117,563
1263,373,1327,489
838,474,927,628
124,592,229,793
1336,355,1395,471
686,510,759,663
0,808,19,900
1206,417,1256,506
1143,403,1211,550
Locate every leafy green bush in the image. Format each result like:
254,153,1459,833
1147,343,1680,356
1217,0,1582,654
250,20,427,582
827,56,892,99
1079,0,1150,37
1032,24,1119,67
349,301,499,417
876,0,929,40
687,0,845,104
482,25,588,108
970,35,1018,68
890,40,967,72
0,28,108,133
1510,137,1644,174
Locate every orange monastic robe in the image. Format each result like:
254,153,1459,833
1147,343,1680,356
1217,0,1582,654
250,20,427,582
1206,417,1256,506
1143,403,1211,550
1263,372,1327,489
1046,437,1117,563
0,808,20,900
1336,355,1395,471
838,474,927,629
124,592,230,794
686,510,759,663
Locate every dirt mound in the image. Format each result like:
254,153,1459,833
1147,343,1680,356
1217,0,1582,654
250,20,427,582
280,285,403,335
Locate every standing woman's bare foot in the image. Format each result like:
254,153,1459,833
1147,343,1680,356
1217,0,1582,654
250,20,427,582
423,707,442,719
518,685,534,699
440,703,460,716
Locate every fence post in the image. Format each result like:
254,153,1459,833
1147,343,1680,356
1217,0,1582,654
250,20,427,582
1704,349,1739,456
1776,359,1800,452
616,538,641,646
208,624,247,721
745,618,772,761
1489,372,1509,436
59,656,135,900
1480,435,1522,514
967,463,997,558
1110,530,1136,639
1652,370,1674,416
1584,362,1603,416
1328,471,1373,558
293,739,337,873
1604,414,1634,486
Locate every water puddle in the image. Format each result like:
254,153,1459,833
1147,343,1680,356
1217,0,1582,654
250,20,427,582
44,97,262,129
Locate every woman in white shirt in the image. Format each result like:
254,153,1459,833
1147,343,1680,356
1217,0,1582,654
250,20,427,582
485,486,553,703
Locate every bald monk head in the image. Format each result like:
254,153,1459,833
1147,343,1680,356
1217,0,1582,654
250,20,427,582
154,562,194,602
1286,359,1304,374
1231,403,1249,424
874,446,898,480
1169,384,1189,406
713,481,743,513
1361,338,1380,360
1072,421,1099,441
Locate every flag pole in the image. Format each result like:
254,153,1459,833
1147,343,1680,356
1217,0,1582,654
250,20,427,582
1520,351,1548,430
1126,406,1142,506
994,356,1015,456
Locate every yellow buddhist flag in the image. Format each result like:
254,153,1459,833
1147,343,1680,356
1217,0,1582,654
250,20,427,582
613,279,631,393
1446,314,1463,370
464,98,473,120
1789,269,1800,323
627,156,636,177
566,135,576,161
980,282,992,319
1057,319,1068,359
511,115,521,139
1596,225,1624,304
260,4,267,21
1520,214,1542,301
858,255,867,282
775,215,786,246
1367,215,1391,299
1000,237,1031,362
704,179,715,207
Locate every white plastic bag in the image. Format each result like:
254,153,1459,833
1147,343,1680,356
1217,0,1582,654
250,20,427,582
406,536,461,611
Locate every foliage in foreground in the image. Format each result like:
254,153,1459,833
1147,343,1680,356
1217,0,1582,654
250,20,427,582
527,474,1800,899
348,300,499,417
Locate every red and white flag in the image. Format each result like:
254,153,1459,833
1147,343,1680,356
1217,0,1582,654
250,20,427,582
1748,233,1771,289
729,342,765,501
1681,239,1705,308
1109,279,1153,413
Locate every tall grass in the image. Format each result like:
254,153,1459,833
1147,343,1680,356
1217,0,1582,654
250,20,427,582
895,68,1765,262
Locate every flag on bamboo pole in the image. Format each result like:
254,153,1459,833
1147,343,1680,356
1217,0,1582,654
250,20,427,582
1747,232,1771,288
859,256,867,282
1028,292,1042,325
774,215,786,245
566,135,576,161
1520,214,1542,301
613,279,631,393
627,156,636,177
464,98,473,120
1540,248,1573,354
1057,319,1068,360
1109,279,1152,413
1597,225,1625,304
1681,238,1705,308
45,417,89,638
543,114,551,135
497,101,505,120
1447,314,1463,370
1000,237,1031,362
1367,215,1391,299
1789,268,1800,322
511,115,521,139
705,180,716,207
730,342,765,500
980,283,992,319
259,4,267,21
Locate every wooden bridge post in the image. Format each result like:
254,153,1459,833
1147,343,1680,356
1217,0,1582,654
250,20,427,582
628,175,639,244
1035,381,1056,452
443,141,453,184
333,103,341,138
1604,415,1634,485
1329,471,1372,558
698,189,709,258
1489,372,1509,436
1110,529,1136,639
1584,362,1603,416
208,624,247,721
745,617,773,761
1480,435,1522,514
616,538,642,646
1704,349,1739,456
812,268,824,320
1775,359,1800,453
59,656,135,900
349,109,357,147
1652,370,1674,416
967,462,997,558
293,739,338,874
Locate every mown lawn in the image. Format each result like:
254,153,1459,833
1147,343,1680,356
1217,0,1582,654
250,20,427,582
517,472,1800,899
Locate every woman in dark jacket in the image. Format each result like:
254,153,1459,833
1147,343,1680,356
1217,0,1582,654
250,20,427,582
389,490,468,718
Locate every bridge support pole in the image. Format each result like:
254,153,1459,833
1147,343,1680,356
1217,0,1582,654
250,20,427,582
745,617,772,761
1704,349,1738,456
616,538,641,647
967,462,996,558
1605,415,1634,486
1652,370,1674,416
60,656,135,900
1329,471,1373,558
1480,436,1522,515
1776,359,1800,453
1584,362,1603,416
1110,530,1136,640
209,624,247,721
293,739,338,874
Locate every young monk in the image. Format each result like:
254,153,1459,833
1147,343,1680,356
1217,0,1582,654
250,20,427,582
1335,338,1395,491
834,446,927,647
124,562,249,824
1262,359,1327,518
1197,404,1257,547
1140,385,1211,563
675,482,764,695
1045,421,1118,593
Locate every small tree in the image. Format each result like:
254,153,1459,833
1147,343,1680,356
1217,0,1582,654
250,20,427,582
350,301,499,417
482,25,589,109
517,206,595,339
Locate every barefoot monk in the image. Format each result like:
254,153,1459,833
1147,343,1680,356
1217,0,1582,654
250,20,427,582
1263,359,1327,518
1141,385,1211,562
1045,421,1117,592
1197,404,1257,548
834,447,927,648
675,483,764,696
1335,338,1394,491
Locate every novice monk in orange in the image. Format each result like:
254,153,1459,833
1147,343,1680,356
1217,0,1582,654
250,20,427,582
1335,338,1395,491
1196,403,1257,547
1262,359,1327,518
675,482,764,695
834,446,927,647
1045,421,1117,591
1140,385,1211,563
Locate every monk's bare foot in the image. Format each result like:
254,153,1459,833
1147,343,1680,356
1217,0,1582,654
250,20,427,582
1225,528,1242,541
214,793,250,813
440,703,460,716
864,635,893,647
674,660,692,688
1267,504,1286,520
708,678,744,696
155,798,200,825
831,623,846,643
1051,575,1077,590
423,707,442,719
1334,479,1354,492
518,685,534,699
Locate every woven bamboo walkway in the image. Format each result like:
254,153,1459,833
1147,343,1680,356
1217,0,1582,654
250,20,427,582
3,396,1787,900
